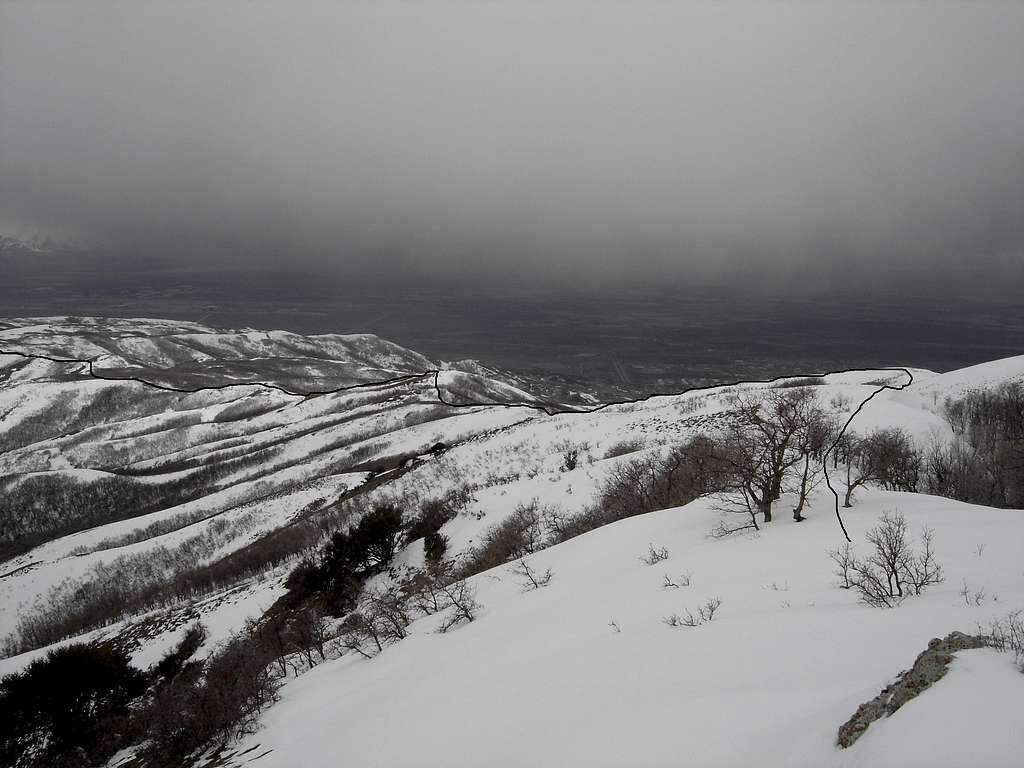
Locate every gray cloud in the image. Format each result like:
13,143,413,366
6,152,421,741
1,1,1022,288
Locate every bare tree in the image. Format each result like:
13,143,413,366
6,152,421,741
401,561,456,615
287,605,330,668
715,388,829,526
842,429,920,507
789,408,836,521
336,584,412,658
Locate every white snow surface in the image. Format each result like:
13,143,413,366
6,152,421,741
235,490,1024,768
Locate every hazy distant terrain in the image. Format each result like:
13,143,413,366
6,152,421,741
2,250,1022,395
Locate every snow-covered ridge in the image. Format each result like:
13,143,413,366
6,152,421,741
0,317,436,384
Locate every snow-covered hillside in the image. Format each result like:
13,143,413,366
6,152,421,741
1,317,1023,767
236,490,1024,768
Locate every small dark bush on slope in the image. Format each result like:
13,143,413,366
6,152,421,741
423,530,449,563
405,497,456,544
154,622,208,684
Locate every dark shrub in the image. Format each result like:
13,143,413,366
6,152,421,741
0,643,146,768
598,435,724,521
290,502,408,616
602,439,645,459
405,498,456,544
154,622,208,684
424,531,449,563
142,621,281,765
348,503,405,571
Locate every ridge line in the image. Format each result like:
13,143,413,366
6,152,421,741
1,345,914,539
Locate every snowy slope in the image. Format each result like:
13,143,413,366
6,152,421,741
901,354,1024,404
233,490,1024,768
3,318,1024,768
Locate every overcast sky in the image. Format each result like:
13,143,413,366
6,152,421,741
1,1,1022,288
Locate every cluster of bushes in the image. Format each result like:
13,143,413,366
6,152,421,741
286,503,405,616
142,620,284,764
0,467,223,559
287,488,467,615
2,491,371,658
832,428,922,507
925,383,1024,508
3,611,327,767
0,385,201,456
4,468,466,657
5,512,269,655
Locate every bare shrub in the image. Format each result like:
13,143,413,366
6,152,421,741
842,511,943,608
401,561,456,615
639,543,670,565
458,501,544,577
541,504,610,544
155,622,208,682
663,597,721,628
437,581,481,633
830,393,852,411
404,497,457,545
336,585,412,659
984,611,1024,671
423,531,449,564
661,571,692,589
828,542,856,590
602,439,645,459
557,441,589,472
509,559,553,591
960,580,987,607
5,495,366,657
285,605,331,669
143,621,282,764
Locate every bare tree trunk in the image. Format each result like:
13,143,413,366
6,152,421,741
793,453,811,521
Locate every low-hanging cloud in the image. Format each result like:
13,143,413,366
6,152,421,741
1,1,1022,289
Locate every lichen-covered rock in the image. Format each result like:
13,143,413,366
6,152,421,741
836,631,991,748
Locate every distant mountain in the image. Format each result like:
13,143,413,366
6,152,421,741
0,233,88,259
